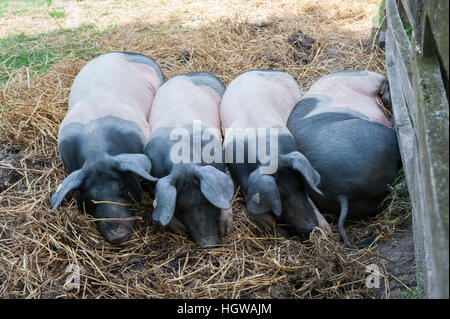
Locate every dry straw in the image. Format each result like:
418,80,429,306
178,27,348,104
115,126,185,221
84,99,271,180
0,0,409,298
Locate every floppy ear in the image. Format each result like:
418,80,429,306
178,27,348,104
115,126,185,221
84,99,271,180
50,169,86,210
194,165,235,210
279,152,323,195
246,170,282,216
112,153,158,182
152,176,177,226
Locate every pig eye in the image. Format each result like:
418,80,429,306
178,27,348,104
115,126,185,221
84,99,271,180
109,182,123,193
82,198,96,213
77,191,96,213
86,187,101,201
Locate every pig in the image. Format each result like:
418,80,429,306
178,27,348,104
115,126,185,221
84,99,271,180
144,72,235,248
50,52,164,244
220,70,331,236
287,70,400,248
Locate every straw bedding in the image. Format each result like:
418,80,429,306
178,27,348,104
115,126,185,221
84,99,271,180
0,0,410,298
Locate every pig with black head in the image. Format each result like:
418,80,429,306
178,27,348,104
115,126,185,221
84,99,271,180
287,70,400,248
50,52,164,244
220,70,331,236
144,72,235,248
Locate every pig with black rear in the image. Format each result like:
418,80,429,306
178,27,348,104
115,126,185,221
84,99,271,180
144,72,235,248
287,70,400,248
50,52,164,244
220,70,331,236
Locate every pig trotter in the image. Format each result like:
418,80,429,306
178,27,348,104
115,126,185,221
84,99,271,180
219,208,234,237
168,216,188,235
251,212,288,237
308,196,332,233
252,212,277,233
337,195,377,249
379,79,391,107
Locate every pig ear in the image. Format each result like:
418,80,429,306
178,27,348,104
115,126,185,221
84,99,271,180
247,170,282,216
50,169,85,210
152,176,177,226
113,153,158,182
195,166,235,210
279,152,323,195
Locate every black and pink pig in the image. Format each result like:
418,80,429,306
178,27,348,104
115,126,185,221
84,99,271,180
50,52,164,244
144,72,235,248
287,70,400,248
220,70,331,236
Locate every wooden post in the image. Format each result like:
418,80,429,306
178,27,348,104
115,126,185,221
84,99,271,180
385,0,449,298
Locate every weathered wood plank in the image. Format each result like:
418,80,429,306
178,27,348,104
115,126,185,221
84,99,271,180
386,0,417,121
386,0,449,299
401,0,423,43
386,29,415,193
423,0,449,77
411,51,449,298
386,0,412,78
385,28,424,267
400,0,416,27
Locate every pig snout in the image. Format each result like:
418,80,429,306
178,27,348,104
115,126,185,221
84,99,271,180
192,228,221,249
196,236,222,249
95,203,135,244
284,213,318,236
104,223,131,244
281,198,319,235
188,212,222,249
178,206,222,249
303,220,319,233
276,174,320,235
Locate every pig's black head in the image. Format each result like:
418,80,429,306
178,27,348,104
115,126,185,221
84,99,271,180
50,153,158,244
247,151,322,235
151,164,234,248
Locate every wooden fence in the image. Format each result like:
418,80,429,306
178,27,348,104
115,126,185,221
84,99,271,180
385,0,448,298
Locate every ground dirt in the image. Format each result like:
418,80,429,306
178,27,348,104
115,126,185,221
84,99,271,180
0,143,23,194
373,218,419,298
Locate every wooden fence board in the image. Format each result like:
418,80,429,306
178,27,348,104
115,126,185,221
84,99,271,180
386,29,424,266
385,0,449,298
412,52,449,298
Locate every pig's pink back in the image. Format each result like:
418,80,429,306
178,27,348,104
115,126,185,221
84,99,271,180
220,71,301,130
149,76,222,139
63,53,162,138
304,71,392,127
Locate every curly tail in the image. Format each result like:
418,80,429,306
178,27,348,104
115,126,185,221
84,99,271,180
337,195,378,249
